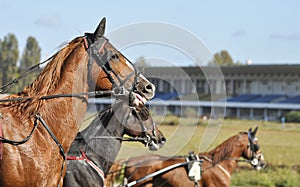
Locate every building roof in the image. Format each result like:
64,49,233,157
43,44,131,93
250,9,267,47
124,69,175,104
144,64,300,76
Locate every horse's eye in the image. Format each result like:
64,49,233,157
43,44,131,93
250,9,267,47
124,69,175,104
111,54,119,59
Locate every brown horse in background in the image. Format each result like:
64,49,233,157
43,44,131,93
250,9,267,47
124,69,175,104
0,17,155,186
106,127,265,187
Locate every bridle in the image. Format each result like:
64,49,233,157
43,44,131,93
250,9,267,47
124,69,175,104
91,104,158,147
246,132,262,167
125,106,158,147
221,133,262,167
84,34,139,93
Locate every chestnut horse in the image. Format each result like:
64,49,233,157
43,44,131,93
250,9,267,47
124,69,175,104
63,99,166,187
0,18,155,186
107,127,266,187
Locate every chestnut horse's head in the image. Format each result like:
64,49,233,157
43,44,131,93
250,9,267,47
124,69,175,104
86,18,155,106
243,127,266,170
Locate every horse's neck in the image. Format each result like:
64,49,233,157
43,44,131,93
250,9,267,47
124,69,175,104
218,157,238,176
204,135,244,175
35,42,89,149
199,135,242,175
82,113,125,174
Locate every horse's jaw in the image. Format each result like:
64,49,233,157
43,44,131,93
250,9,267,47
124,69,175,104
148,143,160,151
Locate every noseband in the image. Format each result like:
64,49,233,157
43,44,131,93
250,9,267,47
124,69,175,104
84,35,139,92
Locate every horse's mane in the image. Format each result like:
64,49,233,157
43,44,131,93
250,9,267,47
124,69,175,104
1,37,84,115
202,132,247,163
22,37,84,96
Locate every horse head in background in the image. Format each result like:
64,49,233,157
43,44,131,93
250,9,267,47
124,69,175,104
243,127,266,171
64,99,166,187
0,17,155,186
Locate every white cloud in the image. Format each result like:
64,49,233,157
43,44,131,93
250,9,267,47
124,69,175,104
232,30,246,38
270,32,300,41
35,15,62,27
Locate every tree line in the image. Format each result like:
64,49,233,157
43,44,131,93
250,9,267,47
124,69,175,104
0,33,41,93
208,50,242,66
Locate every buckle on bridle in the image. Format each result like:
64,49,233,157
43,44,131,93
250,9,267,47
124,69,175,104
251,158,259,166
113,86,128,96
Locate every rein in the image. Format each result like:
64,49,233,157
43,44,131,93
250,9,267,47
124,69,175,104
0,87,127,103
37,114,66,185
0,115,39,145
224,157,252,163
90,106,156,146
124,162,192,187
92,136,151,142
122,153,200,187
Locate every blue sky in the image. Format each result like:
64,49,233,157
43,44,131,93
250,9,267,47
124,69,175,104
1,0,300,66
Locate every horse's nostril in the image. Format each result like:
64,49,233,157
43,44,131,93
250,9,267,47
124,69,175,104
144,83,155,93
146,84,153,90
160,137,167,144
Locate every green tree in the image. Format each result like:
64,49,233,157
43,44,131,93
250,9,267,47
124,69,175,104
19,36,41,90
208,50,238,66
134,56,149,72
0,33,19,93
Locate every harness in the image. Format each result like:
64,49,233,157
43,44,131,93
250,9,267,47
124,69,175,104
66,149,105,183
201,156,231,179
0,113,66,186
122,152,203,187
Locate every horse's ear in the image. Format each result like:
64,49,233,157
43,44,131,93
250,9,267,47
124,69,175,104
248,128,252,133
252,126,258,136
94,17,106,39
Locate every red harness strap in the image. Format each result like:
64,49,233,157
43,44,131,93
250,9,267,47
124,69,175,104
83,37,89,49
67,150,105,182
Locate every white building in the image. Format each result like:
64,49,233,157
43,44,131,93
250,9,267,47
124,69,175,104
142,64,300,121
